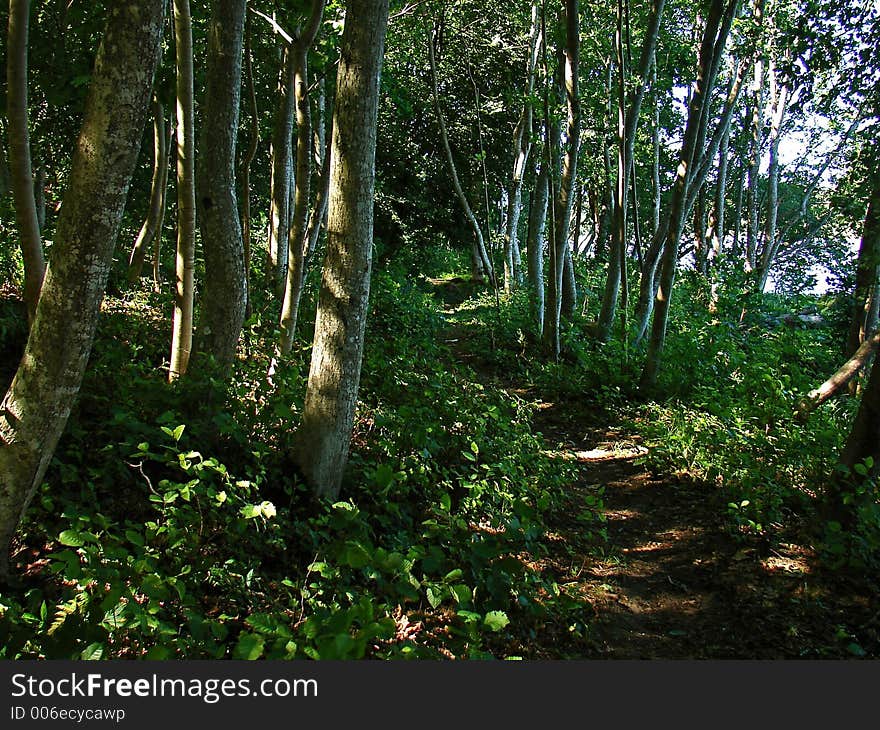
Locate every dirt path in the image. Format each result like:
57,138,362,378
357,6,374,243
429,278,880,659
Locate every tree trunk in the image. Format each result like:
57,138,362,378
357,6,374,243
268,47,296,291
0,0,164,579
295,0,389,500
196,0,247,371
151,121,173,291
756,52,789,292
798,331,880,419
168,0,196,382
503,0,541,293
526,150,549,337
544,0,580,359
597,0,665,342
279,0,326,355
640,0,739,388
7,0,45,324
128,99,168,282
745,32,764,273
240,13,260,318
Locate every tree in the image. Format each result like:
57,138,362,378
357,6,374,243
196,0,247,371
295,0,390,500
278,0,327,355
168,0,196,382
127,99,170,283
0,0,165,579
640,0,741,388
7,0,45,324
543,0,580,360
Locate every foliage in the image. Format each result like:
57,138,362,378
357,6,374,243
0,261,599,660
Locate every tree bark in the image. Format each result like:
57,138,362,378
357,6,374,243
240,13,260,318
544,0,580,359
128,99,168,282
295,0,390,500
526,150,549,337
279,0,326,355
151,121,173,291
168,0,196,382
196,0,247,371
268,47,296,291
7,0,45,324
798,331,880,419
503,0,541,293
0,0,164,579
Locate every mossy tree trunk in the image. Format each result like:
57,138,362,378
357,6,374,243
0,0,165,579
295,0,390,500
196,0,247,371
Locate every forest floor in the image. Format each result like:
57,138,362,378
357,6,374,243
428,277,880,659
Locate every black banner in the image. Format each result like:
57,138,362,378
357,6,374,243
0,661,875,727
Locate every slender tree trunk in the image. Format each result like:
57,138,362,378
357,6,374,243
745,5,765,274
503,0,541,293
544,0,580,359
34,166,45,231
0,0,164,579
572,184,584,254
731,150,746,260
640,0,739,388
295,0,390,500
756,53,789,292
426,15,493,284
268,47,296,291
710,123,730,261
526,150,549,337
597,0,666,342
151,121,173,290
196,0,247,370
168,0,196,382
562,244,577,318
128,99,168,282
279,0,326,355
7,0,45,324
240,13,260,319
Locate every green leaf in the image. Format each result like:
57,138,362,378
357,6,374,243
58,530,84,547
847,642,867,657
854,462,868,476
80,643,105,660
172,424,186,442
233,632,265,660
451,584,472,604
483,610,510,632
426,586,443,609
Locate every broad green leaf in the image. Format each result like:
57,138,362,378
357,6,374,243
483,610,510,632
80,643,104,660
233,632,265,660
58,530,84,547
